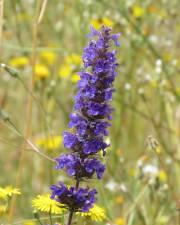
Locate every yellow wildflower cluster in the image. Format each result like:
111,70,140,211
36,135,62,151
77,204,106,222
58,53,82,83
90,17,114,29
32,193,106,222
32,194,66,214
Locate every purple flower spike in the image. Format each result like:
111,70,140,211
50,26,120,214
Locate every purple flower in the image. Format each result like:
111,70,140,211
63,132,78,149
50,26,120,214
50,182,97,212
55,154,105,179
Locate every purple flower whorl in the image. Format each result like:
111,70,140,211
50,26,120,213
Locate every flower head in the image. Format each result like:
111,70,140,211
51,26,120,213
9,56,29,68
35,64,50,80
36,135,62,151
40,50,56,65
50,182,97,212
90,17,114,30
0,186,21,199
32,193,66,214
77,204,106,221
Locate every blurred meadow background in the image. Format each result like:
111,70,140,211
0,0,180,224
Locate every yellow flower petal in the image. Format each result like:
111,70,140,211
77,204,106,222
32,194,66,214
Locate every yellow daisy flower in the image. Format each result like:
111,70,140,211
0,186,21,199
32,193,66,214
132,5,145,18
90,17,114,30
58,64,72,79
36,135,62,150
9,56,29,68
77,204,106,222
65,53,82,65
35,64,50,80
40,51,56,65
115,217,126,225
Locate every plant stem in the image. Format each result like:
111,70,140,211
66,180,80,225
67,210,74,225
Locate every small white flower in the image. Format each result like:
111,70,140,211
143,164,158,175
105,180,118,192
124,83,131,90
156,59,162,67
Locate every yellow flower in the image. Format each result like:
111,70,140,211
35,64,50,80
32,193,66,214
65,54,82,65
58,64,72,79
158,170,167,182
90,17,114,30
9,56,29,68
23,220,36,225
71,73,80,83
40,51,56,65
36,135,62,150
132,5,145,18
0,186,21,199
115,217,126,225
77,204,106,222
